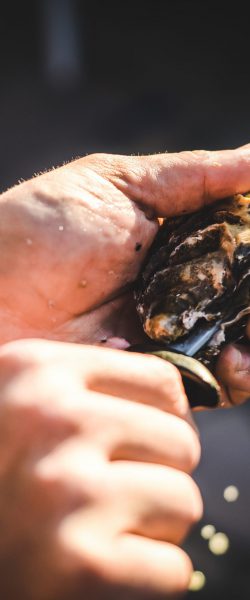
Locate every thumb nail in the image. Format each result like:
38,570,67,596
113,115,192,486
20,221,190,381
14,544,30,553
231,346,250,372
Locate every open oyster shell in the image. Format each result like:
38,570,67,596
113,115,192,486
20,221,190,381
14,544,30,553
135,193,250,369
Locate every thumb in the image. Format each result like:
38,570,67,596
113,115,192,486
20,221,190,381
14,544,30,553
216,344,250,405
84,144,250,217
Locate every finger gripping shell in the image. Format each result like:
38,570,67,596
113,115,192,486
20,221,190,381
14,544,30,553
135,194,250,369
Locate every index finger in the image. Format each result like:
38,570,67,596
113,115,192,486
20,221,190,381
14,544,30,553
86,144,250,216
81,345,191,422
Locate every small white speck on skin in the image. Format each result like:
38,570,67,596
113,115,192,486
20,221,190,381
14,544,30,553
58,225,64,231
108,270,115,275
188,570,206,592
212,161,222,167
223,485,239,502
200,524,216,540
26,238,33,245
208,532,230,555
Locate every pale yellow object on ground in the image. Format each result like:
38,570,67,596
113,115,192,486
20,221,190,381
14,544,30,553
223,485,239,502
208,532,230,555
200,524,216,539
188,570,206,592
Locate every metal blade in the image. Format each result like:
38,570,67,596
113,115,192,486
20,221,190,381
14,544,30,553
166,319,222,357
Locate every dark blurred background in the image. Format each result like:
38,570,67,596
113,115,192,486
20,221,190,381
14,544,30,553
0,1,250,598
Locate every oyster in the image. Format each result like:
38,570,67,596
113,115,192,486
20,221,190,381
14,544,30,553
135,193,250,369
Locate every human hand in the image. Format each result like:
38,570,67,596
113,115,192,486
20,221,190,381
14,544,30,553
1,146,250,347
216,319,250,406
0,338,201,600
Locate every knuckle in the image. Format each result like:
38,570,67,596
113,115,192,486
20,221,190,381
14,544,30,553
57,523,111,586
3,401,78,458
0,339,70,375
33,459,68,498
84,152,113,173
32,463,82,516
0,340,32,381
2,376,81,444
145,354,183,389
0,340,52,385
192,149,211,158
181,149,211,161
0,338,40,364
34,443,106,505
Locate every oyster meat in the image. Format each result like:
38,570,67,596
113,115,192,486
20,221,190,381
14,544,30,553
135,193,250,368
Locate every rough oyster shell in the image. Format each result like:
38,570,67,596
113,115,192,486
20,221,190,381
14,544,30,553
135,193,250,369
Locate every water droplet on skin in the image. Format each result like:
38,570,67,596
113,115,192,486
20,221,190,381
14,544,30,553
223,485,239,502
200,524,216,540
26,238,33,245
58,225,64,231
208,532,230,555
188,570,206,592
48,299,55,308
79,280,87,288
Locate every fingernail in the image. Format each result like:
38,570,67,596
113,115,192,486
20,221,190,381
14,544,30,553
231,346,250,372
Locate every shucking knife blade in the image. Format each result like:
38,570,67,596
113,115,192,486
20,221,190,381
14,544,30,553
166,318,222,357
